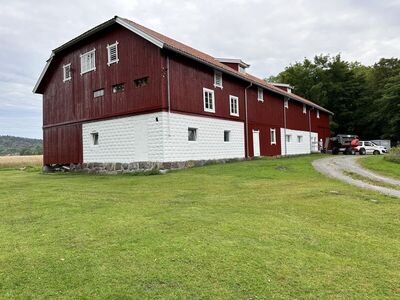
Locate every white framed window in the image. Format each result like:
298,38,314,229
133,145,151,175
91,132,99,145
284,98,289,109
63,63,71,82
297,135,303,143
286,134,291,143
229,95,239,116
93,89,104,98
188,127,197,141
214,70,223,88
224,130,230,142
80,49,96,75
107,41,119,66
270,128,276,145
317,109,320,118
303,104,307,114
203,88,215,113
257,87,264,102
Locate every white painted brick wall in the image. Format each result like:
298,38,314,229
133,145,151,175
82,112,245,163
280,128,318,155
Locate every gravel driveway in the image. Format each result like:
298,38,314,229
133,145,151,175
312,156,400,198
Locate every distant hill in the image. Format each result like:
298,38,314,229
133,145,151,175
0,135,43,156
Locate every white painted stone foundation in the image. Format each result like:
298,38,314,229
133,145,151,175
280,128,318,155
82,112,245,163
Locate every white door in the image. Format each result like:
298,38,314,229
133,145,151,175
253,130,260,157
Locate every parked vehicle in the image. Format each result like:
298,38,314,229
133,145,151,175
356,141,388,155
330,134,359,155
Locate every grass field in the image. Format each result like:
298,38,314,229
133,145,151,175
359,155,400,180
0,155,42,168
1,155,399,299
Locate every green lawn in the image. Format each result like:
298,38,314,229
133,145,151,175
1,155,399,299
359,155,400,180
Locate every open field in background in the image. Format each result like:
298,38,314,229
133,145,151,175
1,155,399,299
359,155,400,180
0,155,42,168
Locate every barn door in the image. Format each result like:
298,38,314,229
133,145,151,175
253,130,260,157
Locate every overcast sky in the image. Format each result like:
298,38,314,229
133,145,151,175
1,0,399,138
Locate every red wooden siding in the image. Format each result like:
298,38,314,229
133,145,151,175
43,124,82,165
42,25,164,127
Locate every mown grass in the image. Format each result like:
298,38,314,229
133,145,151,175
1,155,400,299
359,155,400,180
343,170,400,190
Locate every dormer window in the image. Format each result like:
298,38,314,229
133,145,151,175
80,49,96,75
214,70,223,88
107,41,119,66
257,87,264,102
239,65,246,73
63,63,71,82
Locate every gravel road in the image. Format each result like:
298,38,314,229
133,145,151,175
312,156,400,198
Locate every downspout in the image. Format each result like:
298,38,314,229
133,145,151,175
283,97,287,156
166,55,171,136
308,107,314,153
244,82,252,158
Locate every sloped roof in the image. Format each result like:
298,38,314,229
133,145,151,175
33,16,333,115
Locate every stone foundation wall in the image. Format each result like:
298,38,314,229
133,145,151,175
67,158,244,174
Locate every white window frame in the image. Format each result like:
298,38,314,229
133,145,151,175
91,132,99,145
284,99,289,109
80,49,96,75
270,128,276,145
107,41,119,66
229,95,239,116
93,89,104,98
317,109,320,118
63,63,71,82
303,104,307,114
257,87,264,102
224,130,230,142
188,127,197,141
214,70,223,89
203,88,215,113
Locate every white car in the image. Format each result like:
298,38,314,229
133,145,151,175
356,141,388,155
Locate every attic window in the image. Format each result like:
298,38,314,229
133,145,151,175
80,49,96,75
107,41,119,66
112,83,125,93
63,64,71,82
214,70,223,88
257,87,264,102
134,77,149,88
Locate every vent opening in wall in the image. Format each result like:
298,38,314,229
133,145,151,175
93,89,104,98
112,83,124,93
224,130,230,142
188,127,197,141
134,77,149,88
91,132,99,145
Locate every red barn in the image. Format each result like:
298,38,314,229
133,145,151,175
33,16,332,169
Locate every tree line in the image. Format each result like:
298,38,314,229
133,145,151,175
0,135,43,156
268,55,400,144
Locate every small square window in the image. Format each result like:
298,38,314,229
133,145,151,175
224,130,230,142
112,83,124,93
258,87,264,102
270,128,276,145
93,89,104,98
63,64,71,82
91,132,99,145
134,77,149,88
107,41,119,66
188,128,197,141
297,135,303,143
214,70,223,88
